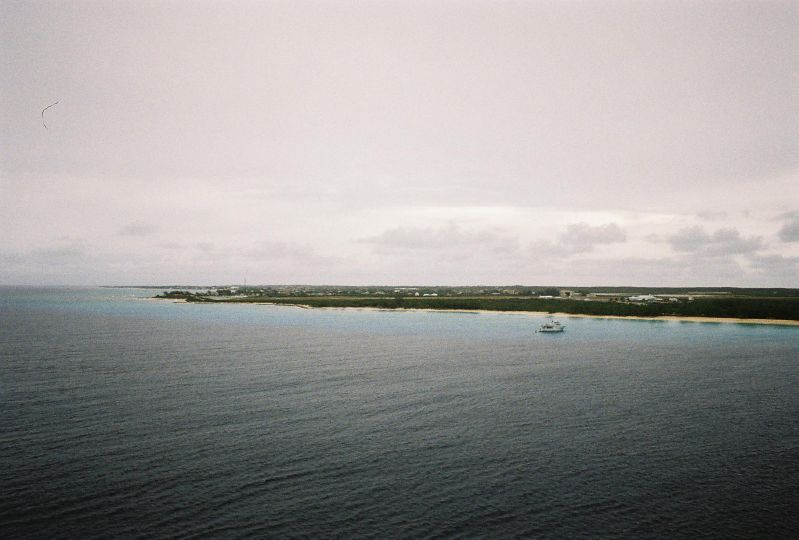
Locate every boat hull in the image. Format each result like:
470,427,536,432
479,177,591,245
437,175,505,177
538,320,565,333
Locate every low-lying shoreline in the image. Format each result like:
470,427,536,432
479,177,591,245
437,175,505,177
328,306,799,326
159,297,799,326
549,312,799,326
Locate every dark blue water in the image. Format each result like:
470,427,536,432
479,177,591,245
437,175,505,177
1,287,798,539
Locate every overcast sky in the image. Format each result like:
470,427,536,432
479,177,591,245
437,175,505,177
1,0,797,286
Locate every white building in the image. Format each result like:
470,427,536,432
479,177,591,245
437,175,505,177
628,294,660,302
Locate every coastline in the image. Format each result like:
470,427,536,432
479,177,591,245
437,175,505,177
253,302,799,326
549,312,799,326
153,297,799,326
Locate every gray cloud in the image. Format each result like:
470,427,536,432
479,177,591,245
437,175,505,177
668,226,763,255
0,251,25,265
559,223,626,251
696,210,728,221
118,222,156,237
777,213,799,242
359,224,519,255
528,240,574,258
34,246,86,260
748,253,799,271
746,254,799,283
246,241,342,266
2,241,91,266
0,242,92,284
562,254,747,286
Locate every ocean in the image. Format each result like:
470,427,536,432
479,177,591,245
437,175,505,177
1,287,797,539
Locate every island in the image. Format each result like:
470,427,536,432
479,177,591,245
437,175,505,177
152,285,799,324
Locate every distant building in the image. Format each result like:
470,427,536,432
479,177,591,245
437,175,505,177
628,294,660,302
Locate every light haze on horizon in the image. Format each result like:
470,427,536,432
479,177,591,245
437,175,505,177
1,0,798,287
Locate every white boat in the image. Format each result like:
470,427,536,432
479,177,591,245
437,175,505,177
538,320,565,333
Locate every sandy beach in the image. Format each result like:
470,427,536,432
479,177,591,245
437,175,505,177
249,302,799,327
547,312,799,326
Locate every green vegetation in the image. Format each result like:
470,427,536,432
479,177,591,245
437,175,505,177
155,287,799,321
157,290,196,299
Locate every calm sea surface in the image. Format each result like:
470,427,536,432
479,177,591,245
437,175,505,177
1,287,797,539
